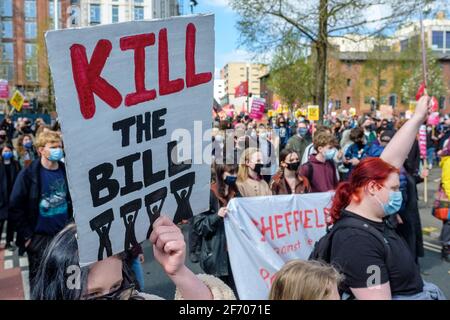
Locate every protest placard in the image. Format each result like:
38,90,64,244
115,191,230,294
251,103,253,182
46,14,214,265
249,97,265,120
379,104,393,120
224,192,333,299
9,90,25,112
307,105,319,121
0,79,8,99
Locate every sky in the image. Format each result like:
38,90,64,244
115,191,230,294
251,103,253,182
180,1,450,78
180,0,252,78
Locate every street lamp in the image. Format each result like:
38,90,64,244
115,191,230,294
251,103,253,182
190,0,198,14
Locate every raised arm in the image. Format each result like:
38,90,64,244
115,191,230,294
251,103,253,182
380,96,430,168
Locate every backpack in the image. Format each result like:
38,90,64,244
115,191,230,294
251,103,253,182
308,215,392,264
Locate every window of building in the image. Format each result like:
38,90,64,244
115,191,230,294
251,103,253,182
48,0,62,28
365,79,372,87
364,96,371,104
346,96,351,104
25,43,37,60
1,20,13,38
112,5,119,23
25,63,38,82
1,0,13,17
1,43,14,61
432,30,444,49
24,0,36,18
0,63,14,81
25,22,37,39
347,79,351,87
90,4,101,25
134,6,144,20
380,79,387,87
446,31,450,49
400,39,409,52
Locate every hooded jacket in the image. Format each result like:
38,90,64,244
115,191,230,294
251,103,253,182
300,154,339,193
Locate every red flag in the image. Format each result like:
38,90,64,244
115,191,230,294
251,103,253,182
234,81,248,98
415,82,426,101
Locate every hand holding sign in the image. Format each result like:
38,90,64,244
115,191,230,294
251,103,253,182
150,216,186,276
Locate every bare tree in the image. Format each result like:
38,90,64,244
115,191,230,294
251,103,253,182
230,0,439,121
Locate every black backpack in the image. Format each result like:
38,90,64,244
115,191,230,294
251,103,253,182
309,215,392,264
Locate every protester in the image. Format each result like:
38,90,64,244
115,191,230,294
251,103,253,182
0,117,14,141
32,218,236,300
300,132,339,192
270,148,310,195
16,134,38,168
193,163,239,295
344,127,368,177
9,130,72,289
437,139,450,262
0,143,21,249
326,96,445,300
236,148,272,197
0,129,8,145
273,115,291,151
269,260,342,300
285,121,311,161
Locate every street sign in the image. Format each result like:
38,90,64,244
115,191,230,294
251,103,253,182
307,105,319,121
9,90,25,112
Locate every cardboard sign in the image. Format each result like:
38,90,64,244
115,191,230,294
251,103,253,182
9,90,25,111
0,79,8,99
379,104,393,120
349,107,356,117
249,97,265,120
307,105,319,121
225,192,333,299
46,15,214,265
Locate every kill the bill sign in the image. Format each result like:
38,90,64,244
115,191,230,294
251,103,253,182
46,15,214,265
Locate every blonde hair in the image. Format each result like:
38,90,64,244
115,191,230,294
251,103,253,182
237,147,261,182
35,130,62,149
269,260,343,300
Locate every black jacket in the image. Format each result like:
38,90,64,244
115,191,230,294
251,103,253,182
192,191,230,277
0,160,21,220
9,159,73,252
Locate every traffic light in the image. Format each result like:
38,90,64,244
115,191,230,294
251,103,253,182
370,97,376,111
389,94,397,108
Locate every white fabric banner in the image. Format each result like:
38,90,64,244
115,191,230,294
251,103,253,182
225,192,333,299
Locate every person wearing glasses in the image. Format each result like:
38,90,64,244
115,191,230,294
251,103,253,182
31,216,236,300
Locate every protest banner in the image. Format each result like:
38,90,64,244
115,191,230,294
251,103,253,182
224,192,333,299
307,105,319,121
249,97,265,120
0,79,8,99
46,15,214,265
9,90,25,112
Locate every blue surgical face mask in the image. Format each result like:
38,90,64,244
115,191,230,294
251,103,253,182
324,148,336,160
297,128,308,137
24,141,33,149
374,187,403,216
224,175,237,186
2,151,13,160
48,148,64,162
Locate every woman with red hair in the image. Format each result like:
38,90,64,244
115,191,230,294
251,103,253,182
327,96,445,300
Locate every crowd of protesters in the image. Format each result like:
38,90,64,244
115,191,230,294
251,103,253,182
0,95,449,300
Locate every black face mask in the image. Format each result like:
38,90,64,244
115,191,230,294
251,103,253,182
286,161,300,171
252,163,264,175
